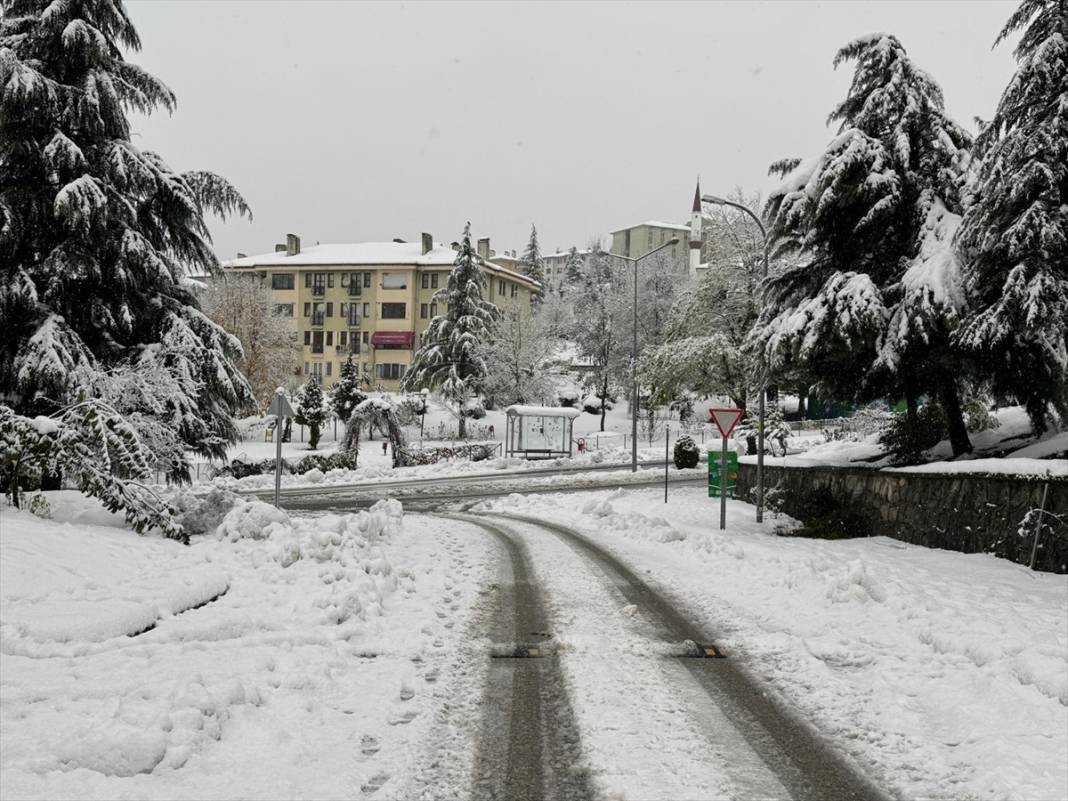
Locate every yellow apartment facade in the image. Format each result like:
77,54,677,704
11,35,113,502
608,221,690,261
223,233,539,391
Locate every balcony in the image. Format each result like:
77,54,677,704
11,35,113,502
311,313,325,326
311,344,324,354
311,285,325,296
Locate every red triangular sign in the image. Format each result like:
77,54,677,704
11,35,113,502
709,407,744,438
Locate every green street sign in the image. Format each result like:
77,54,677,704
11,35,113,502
708,450,738,497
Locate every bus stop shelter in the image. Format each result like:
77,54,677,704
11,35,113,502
504,405,582,459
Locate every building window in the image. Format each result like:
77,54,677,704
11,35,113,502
382,272,407,290
303,330,311,346
271,273,295,290
274,303,294,317
326,361,332,377
431,273,439,289
498,279,505,294
375,363,407,380
304,362,309,374
326,302,334,317
303,302,311,317
421,273,429,289
327,273,335,288
340,303,347,317
311,362,323,377
362,332,370,345
340,331,348,346
381,302,406,319
326,331,333,347
304,273,312,288
430,302,437,317
511,284,517,298
420,303,428,319
363,302,370,317
363,272,371,288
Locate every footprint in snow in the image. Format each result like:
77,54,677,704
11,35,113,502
360,772,390,794
388,709,419,725
423,668,440,684
360,735,380,756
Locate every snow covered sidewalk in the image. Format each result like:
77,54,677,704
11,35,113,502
473,486,1068,801
0,494,496,800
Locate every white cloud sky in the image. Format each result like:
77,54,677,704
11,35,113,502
127,0,1018,259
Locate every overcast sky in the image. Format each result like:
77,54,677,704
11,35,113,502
127,0,1018,259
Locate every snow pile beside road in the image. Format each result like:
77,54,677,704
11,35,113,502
480,487,1068,801
2,493,478,800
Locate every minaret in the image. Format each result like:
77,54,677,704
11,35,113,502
689,179,702,279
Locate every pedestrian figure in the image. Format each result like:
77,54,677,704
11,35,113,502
488,424,495,439
382,441,388,456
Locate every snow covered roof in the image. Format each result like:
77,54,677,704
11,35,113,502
224,242,461,268
608,221,690,234
504,405,582,418
223,242,541,289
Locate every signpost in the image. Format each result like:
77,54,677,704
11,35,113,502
709,408,744,530
267,388,295,508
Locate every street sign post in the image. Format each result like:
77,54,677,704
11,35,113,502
267,388,295,507
709,408,744,530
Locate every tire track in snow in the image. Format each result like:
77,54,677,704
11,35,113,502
489,511,891,801
437,513,593,801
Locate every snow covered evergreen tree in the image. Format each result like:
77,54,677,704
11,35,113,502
564,246,585,286
294,374,327,449
754,34,975,455
520,224,546,302
401,223,499,438
0,0,253,461
329,356,367,426
956,0,1068,433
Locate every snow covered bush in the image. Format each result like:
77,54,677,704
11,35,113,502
963,395,1001,434
461,397,486,419
878,403,948,465
0,402,184,540
582,394,614,414
672,436,700,469
404,444,494,465
27,493,52,519
557,385,580,407
171,488,239,538
216,500,291,542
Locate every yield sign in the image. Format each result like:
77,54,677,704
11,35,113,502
709,407,744,438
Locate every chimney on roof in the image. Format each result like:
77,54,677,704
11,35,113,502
393,237,406,244
421,232,433,255
237,252,247,258
286,233,300,256
275,243,286,252
477,237,490,260
451,241,460,251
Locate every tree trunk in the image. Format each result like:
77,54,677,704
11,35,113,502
939,374,973,457
458,411,467,440
599,375,608,432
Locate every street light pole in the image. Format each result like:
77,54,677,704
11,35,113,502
701,194,769,524
612,238,680,473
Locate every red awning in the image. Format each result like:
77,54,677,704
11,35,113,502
370,331,416,347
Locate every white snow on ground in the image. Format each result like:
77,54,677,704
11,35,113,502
889,458,1066,477
472,486,1068,801
0,494,497,800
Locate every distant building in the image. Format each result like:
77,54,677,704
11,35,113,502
542,248,593,288
609,182,707,279
223,233,539,391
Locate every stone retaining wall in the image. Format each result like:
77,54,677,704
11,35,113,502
735,463,1068,573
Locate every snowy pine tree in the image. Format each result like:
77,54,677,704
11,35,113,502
520,224,546,302
755,34,975,455
956,0,1068,433
401,223,500,438
0,0,253,461
330,356,367,426
564,246,585,286
294,374,327,449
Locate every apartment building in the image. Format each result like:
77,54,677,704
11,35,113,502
224,233,539,391
608,221,690,261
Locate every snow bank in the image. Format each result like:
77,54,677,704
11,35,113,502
888,457,1067,477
